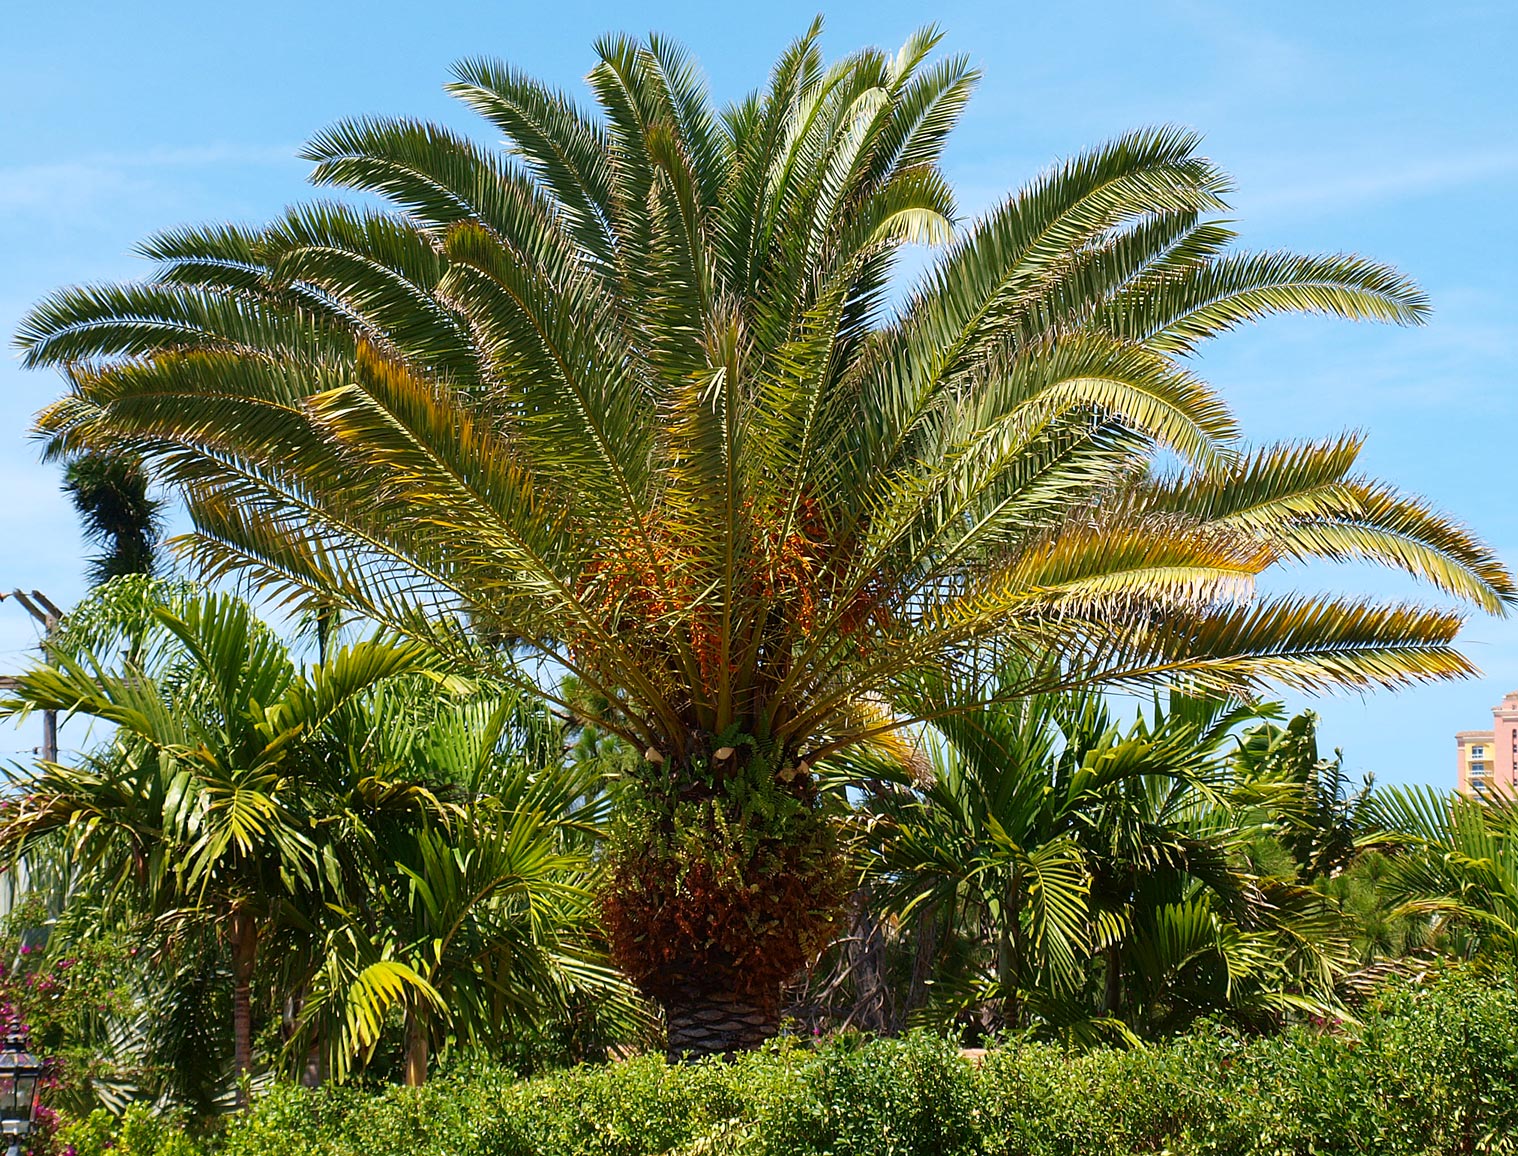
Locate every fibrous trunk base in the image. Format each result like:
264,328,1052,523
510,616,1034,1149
664,984,778,1060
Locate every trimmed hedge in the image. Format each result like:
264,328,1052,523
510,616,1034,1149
61,973,1518,1156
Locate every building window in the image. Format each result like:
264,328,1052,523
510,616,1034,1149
1472,746,1486,758
1471,762,1488,773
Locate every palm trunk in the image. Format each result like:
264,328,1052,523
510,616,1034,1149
1104,944,1122,1017
901,901,940,1030
403,1008,429,1086
285,987,326,1087
998,875,1024,1030
664,983,778,1061
844,888,891,1034
228,909,258,1105
302,1045,327,1088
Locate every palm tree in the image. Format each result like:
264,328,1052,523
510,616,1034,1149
58,450,164,586
1077,749,1353,1038
15,25,1513,1053
1371,787,1518,977
1234,710,1380,882
0,585,431,1091
872,676,1350,1040
868,675,1121,1031
286,681,641,1085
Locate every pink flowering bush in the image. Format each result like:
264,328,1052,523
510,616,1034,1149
0,895,140,1139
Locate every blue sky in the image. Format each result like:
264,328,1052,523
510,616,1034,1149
2,0,1515,781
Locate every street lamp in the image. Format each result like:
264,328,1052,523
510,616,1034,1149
0,1029,42,1156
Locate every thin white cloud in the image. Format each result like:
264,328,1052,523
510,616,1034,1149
1167,0,1311,89
1245,149,1518,215
0,143,302,217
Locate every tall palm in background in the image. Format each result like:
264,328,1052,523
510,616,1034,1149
16,23,1513,1053
59,451,163,585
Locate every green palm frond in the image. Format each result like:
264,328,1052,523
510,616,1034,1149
1102,250,1429,354
19,33,1501,766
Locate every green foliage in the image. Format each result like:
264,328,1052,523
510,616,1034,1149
0,578,634,1100
60,1105,200,1156
863,685,1355,1041
1372,785,1518,970
603,756,849,1006
0,898,142,1114
746,1034,980,1156
1234,709,1375,881
53,971,1518,1156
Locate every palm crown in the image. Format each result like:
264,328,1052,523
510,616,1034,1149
16,23,1513,1052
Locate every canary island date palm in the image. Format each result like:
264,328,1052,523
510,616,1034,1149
15,23,1514,1053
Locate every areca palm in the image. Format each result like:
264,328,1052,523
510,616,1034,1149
288,682,639,1084
1234,709,1380,882
1079,757,1353,1037
872,676,1348,1040
867,677,1135,1026
16,24,1513,1052
0,583,432,1088
1371,787,1518,975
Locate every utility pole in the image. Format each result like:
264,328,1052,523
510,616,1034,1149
0,590,63,764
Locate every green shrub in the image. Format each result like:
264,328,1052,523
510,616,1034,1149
59,1105,199,1156
744,1033,980,1156
481,1053,747,1156
55,970,1518,1156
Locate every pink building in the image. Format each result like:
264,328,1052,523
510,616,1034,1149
1456,691,1518,798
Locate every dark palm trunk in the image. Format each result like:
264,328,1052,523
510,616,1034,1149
844,888,892,1034
1104,944,1123,1017
228,909,257,1104
302,1047,327,1088
664,982,778,1060
404,1008,429,1086
605,761,848,1062
997,875,1025,1030
283,988,325,1087
900,901,940,1030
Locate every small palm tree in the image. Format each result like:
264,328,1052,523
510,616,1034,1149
0,584,430,1090
1372,786,1518,976
287,684,639,1084
16,25,1512,1052
1234,710,1380,882
873,675,1348,1039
